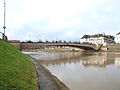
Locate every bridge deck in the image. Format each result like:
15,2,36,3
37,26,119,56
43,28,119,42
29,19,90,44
20,43,98,51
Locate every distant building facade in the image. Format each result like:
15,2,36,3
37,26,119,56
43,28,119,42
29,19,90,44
80,33,114,45
115,32,120,44
0,31,3,40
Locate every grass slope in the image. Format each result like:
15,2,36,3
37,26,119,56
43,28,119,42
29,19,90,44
0,40,37,90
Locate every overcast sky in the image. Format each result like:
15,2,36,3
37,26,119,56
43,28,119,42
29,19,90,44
0,0,120,41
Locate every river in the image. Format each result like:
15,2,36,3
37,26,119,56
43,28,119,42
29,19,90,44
26,51,120,90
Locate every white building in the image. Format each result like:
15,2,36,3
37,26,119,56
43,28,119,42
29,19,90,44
115,32,120,44
80,33,114,45
0,31,3,39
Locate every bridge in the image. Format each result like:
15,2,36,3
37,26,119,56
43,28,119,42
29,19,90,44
8,40,103,51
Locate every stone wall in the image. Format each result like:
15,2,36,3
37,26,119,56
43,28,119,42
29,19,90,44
9,43,21,50
8,40,21,50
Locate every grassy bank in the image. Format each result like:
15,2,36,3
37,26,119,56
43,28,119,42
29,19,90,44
107,44,120,51
0,40,37,90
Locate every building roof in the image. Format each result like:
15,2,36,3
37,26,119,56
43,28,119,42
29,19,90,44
81,33,114,39
116,32,120,35
81,35,90,39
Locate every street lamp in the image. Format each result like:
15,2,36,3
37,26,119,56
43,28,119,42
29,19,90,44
1,0,6,40
3,0,6,40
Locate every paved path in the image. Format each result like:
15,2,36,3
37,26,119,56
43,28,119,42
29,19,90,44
29,56,62,90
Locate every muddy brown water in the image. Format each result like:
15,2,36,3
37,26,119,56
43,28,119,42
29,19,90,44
25,52,120,90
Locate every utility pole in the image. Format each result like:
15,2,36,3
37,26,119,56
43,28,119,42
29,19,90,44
29,33,30,41
3,0,6,40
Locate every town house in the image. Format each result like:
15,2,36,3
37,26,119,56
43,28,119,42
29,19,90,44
80,33,114,45
115,32,120,44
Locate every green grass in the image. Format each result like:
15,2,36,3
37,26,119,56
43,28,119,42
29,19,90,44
0,40,37,90
107,44,120,51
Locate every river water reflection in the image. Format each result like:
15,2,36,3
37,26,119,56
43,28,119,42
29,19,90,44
30,52,120,90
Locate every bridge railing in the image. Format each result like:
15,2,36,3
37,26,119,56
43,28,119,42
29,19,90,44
0,31,8,41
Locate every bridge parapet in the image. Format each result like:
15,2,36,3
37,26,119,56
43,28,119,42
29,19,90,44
20,43,68,50
20,43,101,51
8,42,103,51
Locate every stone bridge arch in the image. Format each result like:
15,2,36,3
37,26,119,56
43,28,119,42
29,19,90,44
19,43,102,51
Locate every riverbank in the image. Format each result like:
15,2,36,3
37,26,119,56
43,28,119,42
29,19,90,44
29,55,70,90
0,40,37,90
106,44,120,52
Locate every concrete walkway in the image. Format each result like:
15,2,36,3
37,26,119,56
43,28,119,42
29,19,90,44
29,56,69,90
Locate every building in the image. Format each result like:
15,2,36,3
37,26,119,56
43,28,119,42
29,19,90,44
80,33,114,45
115,32,120,44
0,31,3,39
